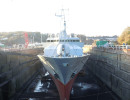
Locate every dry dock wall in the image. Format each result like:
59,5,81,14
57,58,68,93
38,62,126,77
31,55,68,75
86,48,130,100
0,48,43,100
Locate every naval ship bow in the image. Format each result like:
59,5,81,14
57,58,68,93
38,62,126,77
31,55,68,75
38,9,89,100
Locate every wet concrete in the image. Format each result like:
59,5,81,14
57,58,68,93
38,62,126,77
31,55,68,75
19,67,121,100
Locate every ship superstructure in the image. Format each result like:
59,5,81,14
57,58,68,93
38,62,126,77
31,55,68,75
38,9,89,100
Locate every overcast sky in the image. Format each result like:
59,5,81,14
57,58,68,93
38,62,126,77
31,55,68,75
0,0,130,36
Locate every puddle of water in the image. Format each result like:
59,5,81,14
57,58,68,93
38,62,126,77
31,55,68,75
47,82,50,88
71,88,74,95
81,83,99,90
75,82,99,90
45,72,49,76
34,80,43,92
33,72,51,93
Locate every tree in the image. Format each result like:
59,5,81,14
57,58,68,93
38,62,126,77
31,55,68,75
118,27,130,45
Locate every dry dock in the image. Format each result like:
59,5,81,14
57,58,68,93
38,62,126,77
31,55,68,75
0,47,129,100
87,47,130,100
0,48,43,100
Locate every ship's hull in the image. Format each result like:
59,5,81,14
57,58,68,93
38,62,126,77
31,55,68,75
50,73,78,100
37,55,89,100
38,55,89,84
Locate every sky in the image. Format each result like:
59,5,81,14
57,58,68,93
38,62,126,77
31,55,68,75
0,0,130,36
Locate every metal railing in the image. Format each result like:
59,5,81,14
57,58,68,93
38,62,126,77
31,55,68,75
108,45,130,50
0,46,43,52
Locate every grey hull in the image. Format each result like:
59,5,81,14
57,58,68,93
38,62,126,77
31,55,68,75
38,55,89,85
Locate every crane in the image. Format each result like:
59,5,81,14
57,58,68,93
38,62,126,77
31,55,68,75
24,32,29,48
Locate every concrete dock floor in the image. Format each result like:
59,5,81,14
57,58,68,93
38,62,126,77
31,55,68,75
19,68,121,100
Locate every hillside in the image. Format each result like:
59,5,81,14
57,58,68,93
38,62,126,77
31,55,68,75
0,32,48,46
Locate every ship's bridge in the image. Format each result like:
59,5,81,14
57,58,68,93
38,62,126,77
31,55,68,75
46,33,80,42
46,34,83,48
46,38,80,42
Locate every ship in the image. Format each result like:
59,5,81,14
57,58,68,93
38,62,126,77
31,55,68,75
37,9,89,100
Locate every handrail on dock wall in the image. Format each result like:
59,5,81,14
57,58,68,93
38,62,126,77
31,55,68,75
0,46,43,52
108,45,130,50
95,45,130,51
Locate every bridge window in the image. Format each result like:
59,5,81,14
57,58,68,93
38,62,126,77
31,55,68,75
48,39,79,42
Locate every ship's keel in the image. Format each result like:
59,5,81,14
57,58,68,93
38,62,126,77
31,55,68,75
50,74,78,100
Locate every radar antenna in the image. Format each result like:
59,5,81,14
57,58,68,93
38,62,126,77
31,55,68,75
55,9,69,38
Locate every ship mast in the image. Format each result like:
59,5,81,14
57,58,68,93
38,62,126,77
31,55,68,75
55,9,68,38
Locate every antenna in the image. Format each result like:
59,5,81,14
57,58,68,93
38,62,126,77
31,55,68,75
55,9,69,38
55,8,69,21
